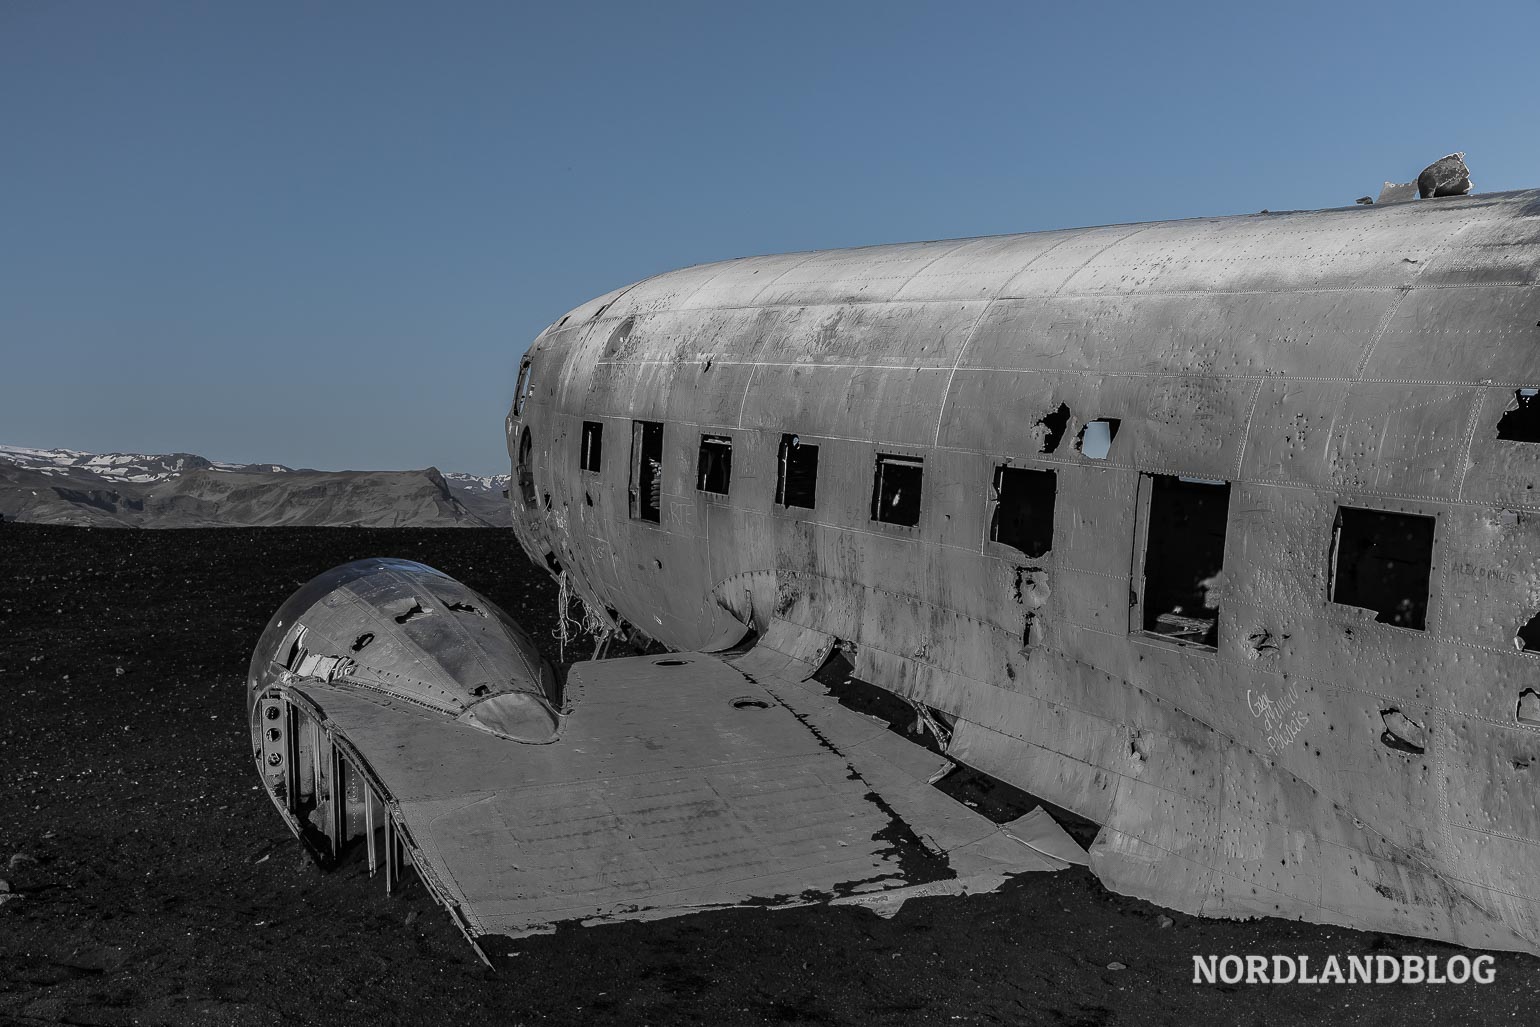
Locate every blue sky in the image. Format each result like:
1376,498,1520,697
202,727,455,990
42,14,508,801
3,1,1537,476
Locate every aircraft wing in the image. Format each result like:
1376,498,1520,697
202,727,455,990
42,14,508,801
256,573,1081,957
249,560,1084,956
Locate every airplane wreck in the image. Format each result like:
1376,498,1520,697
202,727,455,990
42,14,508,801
250,156,1540,958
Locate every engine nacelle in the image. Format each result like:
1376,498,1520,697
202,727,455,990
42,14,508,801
248,558,561,800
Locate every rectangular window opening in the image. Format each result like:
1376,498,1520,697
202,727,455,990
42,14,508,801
871,455,924,526
1141,475,1231,647
580,421,603,473
697,434,732,494
776,433,819,509
629,420,663,523
1330,507,1435,630
991,466,1056,557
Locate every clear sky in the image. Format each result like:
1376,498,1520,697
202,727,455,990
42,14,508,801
3,1,1537,476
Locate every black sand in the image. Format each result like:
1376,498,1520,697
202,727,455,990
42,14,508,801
1,525,1530,1025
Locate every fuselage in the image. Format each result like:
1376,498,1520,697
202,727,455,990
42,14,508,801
507,190,1540,951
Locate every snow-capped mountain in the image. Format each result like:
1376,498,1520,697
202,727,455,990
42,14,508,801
0,445,511,528
440,472,512,523
0,445,293,483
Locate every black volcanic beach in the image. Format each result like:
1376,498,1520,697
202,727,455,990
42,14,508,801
1,525,1534,1026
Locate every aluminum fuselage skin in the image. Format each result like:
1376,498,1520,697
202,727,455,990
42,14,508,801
507,190,1540,951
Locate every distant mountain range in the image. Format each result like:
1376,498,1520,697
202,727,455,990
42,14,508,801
0,445,511,528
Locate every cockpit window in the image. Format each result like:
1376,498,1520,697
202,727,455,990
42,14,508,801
516,428,535,506
513,357,534,417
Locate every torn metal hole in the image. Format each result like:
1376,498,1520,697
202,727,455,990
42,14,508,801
446,602,484,617
1517,689,1540,726
351,632,375,652
1380,708,1426,754
1517,613,1540,653
1496,389,1540,443
730,696,772,710
1246,629,1280,655
1035,403,1071,454
393,600,428,625
1076,418,1121,459
654,659,688,667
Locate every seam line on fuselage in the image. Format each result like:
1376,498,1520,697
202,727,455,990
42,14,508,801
931,224,1157,448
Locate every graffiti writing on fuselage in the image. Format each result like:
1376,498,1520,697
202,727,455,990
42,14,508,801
1248,683,1309,756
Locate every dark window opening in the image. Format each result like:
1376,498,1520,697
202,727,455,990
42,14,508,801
1037,403,1071,453
629,420,663,523
513,358,532,416
871,455,923,526
1142,475,1231,647
1331,507,1435,630
1380,708,1426,754
697,435,732,494
580,421,603,473
1496,389,1540,443
776,433,819,509
991,466,1056,557
517,427,535,506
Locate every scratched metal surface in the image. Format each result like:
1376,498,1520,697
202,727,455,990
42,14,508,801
506,190,1540,951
